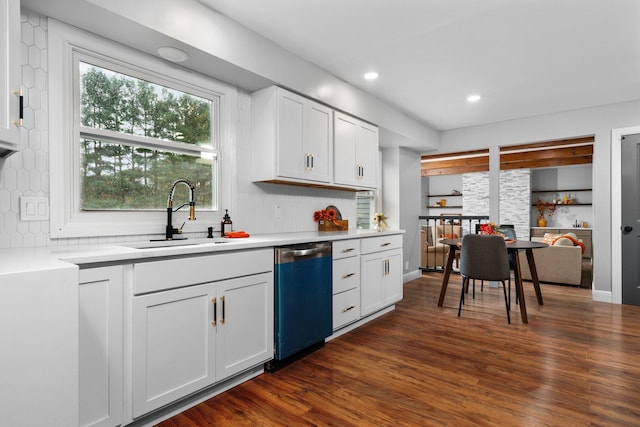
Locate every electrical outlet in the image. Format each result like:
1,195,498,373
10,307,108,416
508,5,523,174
274,203,282,219
405,261,409,270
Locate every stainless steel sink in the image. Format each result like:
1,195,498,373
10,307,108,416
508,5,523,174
122,239,227,249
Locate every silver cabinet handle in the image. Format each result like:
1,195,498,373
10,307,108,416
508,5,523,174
342,248,355,253
342,272,356,279
380,242,391,247
342,305,355,313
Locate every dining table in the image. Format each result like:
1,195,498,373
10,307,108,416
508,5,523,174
436,237,548,323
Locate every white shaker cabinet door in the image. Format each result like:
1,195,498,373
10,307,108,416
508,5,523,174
334,112,378,189
305,100,333,182
276,89,306,179
355,121,379,189
381,249,403,306
360,252,385,316
0,0,21,154
132,283,216,418
79,266,124,427
215,272,274,381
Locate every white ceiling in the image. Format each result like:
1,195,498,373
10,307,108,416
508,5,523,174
197,0,640,131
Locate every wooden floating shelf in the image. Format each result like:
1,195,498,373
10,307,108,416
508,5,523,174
427,205,463,209
531,203,591,206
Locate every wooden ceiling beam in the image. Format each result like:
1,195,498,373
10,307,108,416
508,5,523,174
421,149,489,161
501,156,592,170
420,137,593,176
500,136,594,152
421,164,489,176
500,145,593,163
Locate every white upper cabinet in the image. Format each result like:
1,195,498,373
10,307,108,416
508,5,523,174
0,0,21,158
334,111,379,189
251,86,333,184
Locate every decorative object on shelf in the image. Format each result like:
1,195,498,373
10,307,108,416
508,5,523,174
436,199,447,206
372,212,388,232
314,206,348,232
536,199,556,227
451,189,462,196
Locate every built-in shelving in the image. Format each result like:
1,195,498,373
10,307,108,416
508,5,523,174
426,194,462,209
531,188,592,206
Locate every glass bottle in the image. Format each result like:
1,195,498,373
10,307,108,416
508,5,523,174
221,209,232,236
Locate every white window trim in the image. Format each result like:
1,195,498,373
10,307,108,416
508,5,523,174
48,19,237,239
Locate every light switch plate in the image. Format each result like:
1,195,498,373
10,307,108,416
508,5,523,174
20,196,49,221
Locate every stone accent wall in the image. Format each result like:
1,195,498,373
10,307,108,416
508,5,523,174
462,172,489,235
499,169,531,241
461,169,531,240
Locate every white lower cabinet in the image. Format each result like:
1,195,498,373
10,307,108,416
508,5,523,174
131,266,273,418
79,266,124,427
360,235,403,317
332,235,403,331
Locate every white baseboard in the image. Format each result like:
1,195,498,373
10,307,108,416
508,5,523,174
592,290,613,303
403,269,422,282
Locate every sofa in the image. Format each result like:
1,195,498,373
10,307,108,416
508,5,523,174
518,233,584,286
420,224,462,269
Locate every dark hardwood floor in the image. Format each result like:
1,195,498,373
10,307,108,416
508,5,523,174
157,273,640,426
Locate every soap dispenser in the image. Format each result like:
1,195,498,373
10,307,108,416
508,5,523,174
221,209,232,237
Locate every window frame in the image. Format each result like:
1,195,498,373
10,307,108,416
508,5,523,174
49,19,236,239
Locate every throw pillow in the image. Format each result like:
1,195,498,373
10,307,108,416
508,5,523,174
443,233,458,239
542,233,562,244
551,234,586,254
552,237,574,246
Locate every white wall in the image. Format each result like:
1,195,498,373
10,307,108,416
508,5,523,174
439,99,640,294
399,148,421,276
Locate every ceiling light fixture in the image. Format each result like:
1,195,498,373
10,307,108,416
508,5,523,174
364,72,379,80
467,94,481,103
157,46,189,63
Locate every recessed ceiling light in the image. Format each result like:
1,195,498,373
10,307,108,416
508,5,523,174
157,46,189,63
467,94,481,103
364,72,379,80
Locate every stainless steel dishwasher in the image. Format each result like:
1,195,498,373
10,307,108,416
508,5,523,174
267,241,332,371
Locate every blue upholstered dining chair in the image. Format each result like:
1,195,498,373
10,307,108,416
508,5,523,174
458,233,511,323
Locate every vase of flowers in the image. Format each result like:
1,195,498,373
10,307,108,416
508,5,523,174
535,199,556,227
313,209,348,232
372,212,388,232
479,221,505,236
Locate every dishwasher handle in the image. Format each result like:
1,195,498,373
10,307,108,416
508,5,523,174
290,247,325,257
276,242,332,263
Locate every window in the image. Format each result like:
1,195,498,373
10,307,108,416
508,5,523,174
356,191,376,229
79,61,216,211
49,20,236,238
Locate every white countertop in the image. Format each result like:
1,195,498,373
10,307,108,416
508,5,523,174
0,229,404,275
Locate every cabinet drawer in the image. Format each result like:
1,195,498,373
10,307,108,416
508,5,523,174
332,239,360,260
134,248,272,294
333,288,360,330
333,257,360,294
361,234,403,254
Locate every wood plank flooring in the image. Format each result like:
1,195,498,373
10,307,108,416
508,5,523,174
157,273,640,426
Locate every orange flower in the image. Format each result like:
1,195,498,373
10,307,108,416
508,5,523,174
313,209,339,223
